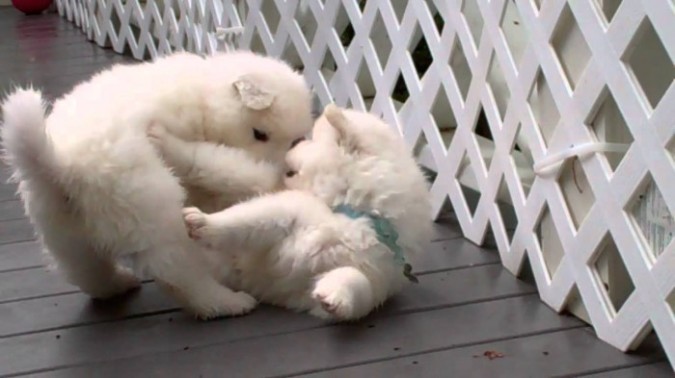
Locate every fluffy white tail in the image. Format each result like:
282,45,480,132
1,88,58,185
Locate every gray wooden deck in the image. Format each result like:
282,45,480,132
0,7,671,378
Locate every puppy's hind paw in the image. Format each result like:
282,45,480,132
311,289,355,322
86,266,141,299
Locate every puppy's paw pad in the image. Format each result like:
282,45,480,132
146,123,168,146
316,294,339,314
182,207,208,240
311,290,353,320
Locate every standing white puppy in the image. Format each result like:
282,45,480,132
153,105,433,321
0,51,313,318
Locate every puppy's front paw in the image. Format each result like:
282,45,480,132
146,122,169,149
192,290,258,320
182,207,209,242
225,291,258,316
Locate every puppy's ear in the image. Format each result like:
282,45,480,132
323,104,349,138
233,75,275,110
323,104,362,152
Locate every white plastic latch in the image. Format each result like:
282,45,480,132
533,142,630,176
215,26,244,51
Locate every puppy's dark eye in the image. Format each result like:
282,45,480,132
285,170,297,178
290,137,305,149
253,128,269,142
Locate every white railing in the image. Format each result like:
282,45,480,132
56,0,674,367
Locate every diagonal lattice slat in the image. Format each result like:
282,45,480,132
56,0,674,368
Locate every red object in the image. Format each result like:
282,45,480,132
11,0,53,15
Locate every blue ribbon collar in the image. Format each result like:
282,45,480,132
333,204,418,283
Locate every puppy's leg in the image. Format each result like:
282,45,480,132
23,189,140,299
111,158,258,319
146,123,196,177
182,193,296,252
147,123,281,199
135,201,257,319
310,267,375,321
49,241,140,299
142,238,257,319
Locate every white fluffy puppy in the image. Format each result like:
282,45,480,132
0,51,313,318
162,105,433,321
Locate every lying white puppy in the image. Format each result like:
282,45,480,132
152,105,433,321
0,51,313,318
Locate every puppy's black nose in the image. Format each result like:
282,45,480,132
285,170,297,178
290,137,305,149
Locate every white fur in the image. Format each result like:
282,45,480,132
172,105,433,321
0,51,313,319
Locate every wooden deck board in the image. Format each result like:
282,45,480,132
3,263,525,337
26,296,584,378
0,268,539,376
584,362,675,377
0,218,33,246
0,241,44,272
0,199,24,222
0,238,492,303
0,183,18,202
0,6,671,378
297,331,667,378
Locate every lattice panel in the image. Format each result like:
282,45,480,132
55,0,243,59
57,0,675,367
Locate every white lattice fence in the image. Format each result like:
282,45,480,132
55,0,244,58
56,0,675,367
